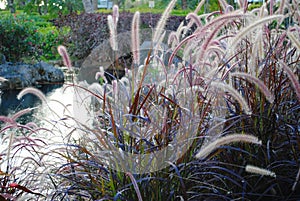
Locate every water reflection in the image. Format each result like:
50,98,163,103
0,84,63,124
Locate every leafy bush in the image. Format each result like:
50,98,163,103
39,26,70,61
0,14,41,62
0,13,69,62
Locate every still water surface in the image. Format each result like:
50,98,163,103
0,83,81,144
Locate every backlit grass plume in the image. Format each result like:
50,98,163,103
195,133,262,159
57,45,72,69
152,0,176,44
17,87,48,104
131,11,140,66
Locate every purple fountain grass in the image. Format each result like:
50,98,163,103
231,72,275,103
107,15,118,51
278,60,300,100
195,133,262,159
152,0,176,44
0,115,17,125
211,81,252,115
131,11,140,66
245,164,276,178
11,108,37,121
197,22,226,63
47,1,300,199
193,0,205,14
276,0,286,15
218,0,229,11
230,15,284,51
287,29,300,51
167,31,179,49
126,172,143,201
112,5,119,26
186,13,203,28
169,11,246,66
57,45,72,69
17,87,47,104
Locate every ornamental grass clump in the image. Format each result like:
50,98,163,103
48,0,300,200
0,107,49,200
1,0,299,200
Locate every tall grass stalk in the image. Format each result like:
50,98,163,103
195,133,261,159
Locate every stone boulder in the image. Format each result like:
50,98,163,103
0,61,64,90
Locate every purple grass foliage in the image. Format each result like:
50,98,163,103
2,0,298,200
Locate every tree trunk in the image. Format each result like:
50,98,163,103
82,0,94,13
182,0,187,10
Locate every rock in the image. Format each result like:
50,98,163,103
79,29,182,84
0,61,64,90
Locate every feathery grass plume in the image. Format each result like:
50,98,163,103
231,72,275,103
112,5,119,25
243,0,249,13
126,172,143,201
258,3,268,17
17,87,47,104
269,0,274,15
11,108,36,121
112,80,118,100
95,66,108,84
107,15,118,51
245,165,276,178
236,0,242,9
225,5,234,13
169,12,246,66
168,31,179,49
0,77,7,82
278,60,300,100
287,29,300,51
218,0,229,11
211,81,252,115
276,0,286,15
197,22,225,62
57,45,72,69
195,134,262,159
254,30,264,62
186,13,202,28
230,15,284,51
0,116,16,124
194,0,205,14
153,0,176,44
204,11,246,29
132,11,140,66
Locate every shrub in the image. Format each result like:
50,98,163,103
39,26,70,61
0,13,70,62
0,14,42,62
